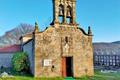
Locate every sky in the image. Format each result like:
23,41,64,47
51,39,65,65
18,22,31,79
0,0,120,42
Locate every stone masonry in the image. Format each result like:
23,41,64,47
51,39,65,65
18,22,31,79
22,0,94,77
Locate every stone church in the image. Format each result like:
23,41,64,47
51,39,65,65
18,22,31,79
20,0,94,77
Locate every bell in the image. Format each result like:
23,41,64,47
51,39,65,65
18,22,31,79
59,9,63,16
67,11,71,17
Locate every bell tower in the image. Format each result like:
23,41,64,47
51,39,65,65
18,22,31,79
52,0,77,26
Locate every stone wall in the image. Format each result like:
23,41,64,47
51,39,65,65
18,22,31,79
34,25,94,77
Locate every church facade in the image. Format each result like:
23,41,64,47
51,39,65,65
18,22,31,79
21,0,94,77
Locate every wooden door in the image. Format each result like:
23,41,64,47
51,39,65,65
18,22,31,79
61,57,66,77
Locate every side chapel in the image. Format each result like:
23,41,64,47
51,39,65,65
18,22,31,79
20,0,94,77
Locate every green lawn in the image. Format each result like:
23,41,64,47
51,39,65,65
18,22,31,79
1,70,120,80
76,70,120,80
0,77,64,80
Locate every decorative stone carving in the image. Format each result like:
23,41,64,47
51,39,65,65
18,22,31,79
64,43,69,53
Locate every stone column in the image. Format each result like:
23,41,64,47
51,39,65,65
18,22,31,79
72,1,76,24
63,1,66,24
53,0,59,23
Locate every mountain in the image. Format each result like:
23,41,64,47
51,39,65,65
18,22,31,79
0,23,34,48
1,24,120,55
93,41,120,55
112,41,120,44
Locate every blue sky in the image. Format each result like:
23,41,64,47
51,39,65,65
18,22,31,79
0,0,120,42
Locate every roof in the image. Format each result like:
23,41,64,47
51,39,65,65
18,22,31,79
23,39,33,46
19,32,33,40
0,45,21,53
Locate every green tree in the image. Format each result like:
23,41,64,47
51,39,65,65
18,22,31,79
12,52,29,72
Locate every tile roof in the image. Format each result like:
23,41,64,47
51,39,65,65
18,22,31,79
0,45,21,53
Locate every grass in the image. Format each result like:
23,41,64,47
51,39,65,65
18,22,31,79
1,70,120,80
0,77,64,80
75,70,120,80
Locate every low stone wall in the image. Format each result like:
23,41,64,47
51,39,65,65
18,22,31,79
0,53,15,68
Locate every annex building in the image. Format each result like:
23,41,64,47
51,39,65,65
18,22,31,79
20,0,94,77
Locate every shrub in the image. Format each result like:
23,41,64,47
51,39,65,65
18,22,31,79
12,52,29,72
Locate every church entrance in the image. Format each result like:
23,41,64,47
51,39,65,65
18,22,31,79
62,57,73,77
66,57,73,77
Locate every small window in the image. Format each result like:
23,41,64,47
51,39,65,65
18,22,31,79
65,37,68,43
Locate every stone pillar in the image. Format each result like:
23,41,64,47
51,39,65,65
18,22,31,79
72,1,76,24
53,0,59,24
63,1,66,24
